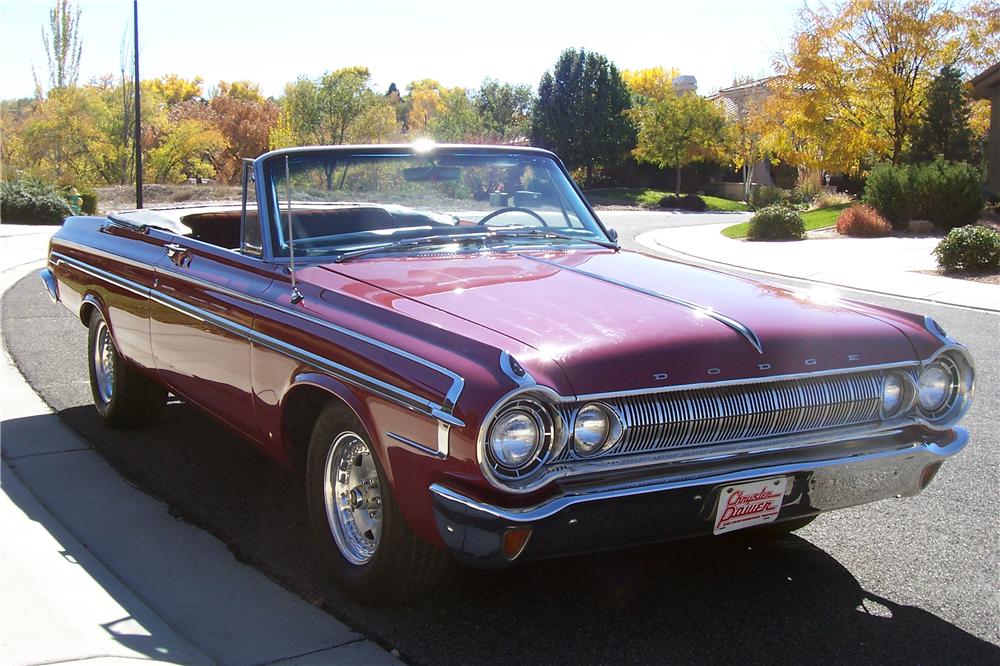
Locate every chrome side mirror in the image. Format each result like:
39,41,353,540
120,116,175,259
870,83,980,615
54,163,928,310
607,227,619,243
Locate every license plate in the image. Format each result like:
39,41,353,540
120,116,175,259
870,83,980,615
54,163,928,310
713,477,788,535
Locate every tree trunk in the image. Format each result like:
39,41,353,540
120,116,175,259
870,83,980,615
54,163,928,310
674,166,681,198
585,164,593,188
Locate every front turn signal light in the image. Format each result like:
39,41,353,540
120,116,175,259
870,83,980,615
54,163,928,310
502,527,533,560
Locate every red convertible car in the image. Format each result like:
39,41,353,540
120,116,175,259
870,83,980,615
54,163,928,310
41,144,975,597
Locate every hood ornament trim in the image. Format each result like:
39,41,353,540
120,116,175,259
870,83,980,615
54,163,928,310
528,256,764,354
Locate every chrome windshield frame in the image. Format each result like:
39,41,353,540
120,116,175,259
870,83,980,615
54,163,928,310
251,144,617,264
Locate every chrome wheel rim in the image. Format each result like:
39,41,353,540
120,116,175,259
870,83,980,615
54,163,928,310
92,320,115,404
323,432,382,565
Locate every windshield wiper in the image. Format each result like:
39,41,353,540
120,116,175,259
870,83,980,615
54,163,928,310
492,228,619,251
333,232,491,263
333,227,618,263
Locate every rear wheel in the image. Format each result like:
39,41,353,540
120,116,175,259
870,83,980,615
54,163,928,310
305,402,448,600
87,309,166,428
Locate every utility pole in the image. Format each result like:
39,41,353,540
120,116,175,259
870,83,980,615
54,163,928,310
133,0,142,208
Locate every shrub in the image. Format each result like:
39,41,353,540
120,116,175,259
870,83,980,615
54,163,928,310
836,204,892,237
0,178,71,225
747,204,804,241
79,185,98,215
863,159,983,231
657,194,708,211
750,185,788,209
862,163,912,229
913,159,983,231
934,225,1000,272
791,180,822,205
811,191,853,209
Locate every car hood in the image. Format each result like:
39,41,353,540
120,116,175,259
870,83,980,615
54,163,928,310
318,249,919,395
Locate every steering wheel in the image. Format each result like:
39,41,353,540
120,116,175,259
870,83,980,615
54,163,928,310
476,206,550,227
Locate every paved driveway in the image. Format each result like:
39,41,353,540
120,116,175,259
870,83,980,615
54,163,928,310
2,216,997,664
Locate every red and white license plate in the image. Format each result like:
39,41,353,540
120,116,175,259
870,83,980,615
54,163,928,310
713,477,788,535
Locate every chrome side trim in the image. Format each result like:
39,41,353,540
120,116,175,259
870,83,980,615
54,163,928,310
52,252,149,298
528,256,763,354
432,427,968,523
152,264,466,417
438,422,451,458
499,351,535,387
51,252,464,428
39,268,59,303
53,240,465,419
387,432,448,459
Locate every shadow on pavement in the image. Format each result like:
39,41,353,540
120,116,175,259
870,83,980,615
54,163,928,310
2,444,203,665
5,403,995,666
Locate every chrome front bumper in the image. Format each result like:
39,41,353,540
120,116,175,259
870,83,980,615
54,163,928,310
430,427,968,567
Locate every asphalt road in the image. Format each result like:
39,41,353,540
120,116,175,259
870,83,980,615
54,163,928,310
3,215,998,665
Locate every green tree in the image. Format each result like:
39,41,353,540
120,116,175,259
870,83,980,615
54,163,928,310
35,0,82,94
910,65,974,163
427,88,485,142
531,49,634,186
632,92,726,196
274,67,384,148
474,78,534,141
146,118,226,183
19,86,108,183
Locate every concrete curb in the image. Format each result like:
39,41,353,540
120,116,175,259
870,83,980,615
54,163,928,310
0,226,399,666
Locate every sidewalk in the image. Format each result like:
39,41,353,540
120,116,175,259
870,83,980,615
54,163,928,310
0,225,398,666
638,222,1000,311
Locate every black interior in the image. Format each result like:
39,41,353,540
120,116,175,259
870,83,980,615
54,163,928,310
180,207,462,254
180,211,246,249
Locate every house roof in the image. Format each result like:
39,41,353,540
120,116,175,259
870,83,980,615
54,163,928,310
971,62,1000,99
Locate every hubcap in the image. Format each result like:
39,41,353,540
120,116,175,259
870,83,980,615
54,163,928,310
323,432,382,565
92,320,115,404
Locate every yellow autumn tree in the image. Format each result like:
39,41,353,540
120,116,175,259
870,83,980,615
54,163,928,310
622,66,680,102
406,79,446,133
771,0,999,167
148,74,204,106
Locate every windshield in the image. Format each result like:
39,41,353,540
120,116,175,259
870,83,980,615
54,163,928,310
261,149,608,258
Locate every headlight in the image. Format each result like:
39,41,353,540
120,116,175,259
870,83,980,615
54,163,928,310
917,363,953,413
572,402,622,457
489,409,540,468
483,397,556,479
881,372,908,417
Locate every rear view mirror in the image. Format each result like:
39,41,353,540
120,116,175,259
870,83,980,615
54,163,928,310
403,166,461,182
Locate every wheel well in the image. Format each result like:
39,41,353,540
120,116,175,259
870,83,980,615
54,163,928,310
79,299,98,326
282,385,354,472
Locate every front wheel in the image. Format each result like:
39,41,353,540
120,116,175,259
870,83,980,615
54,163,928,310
305,403,448,600
87,309,166,428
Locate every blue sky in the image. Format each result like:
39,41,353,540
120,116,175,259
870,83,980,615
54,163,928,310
0,0,802,100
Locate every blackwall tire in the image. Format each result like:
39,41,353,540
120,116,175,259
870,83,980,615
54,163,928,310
305,402,448,601
87,309,166,428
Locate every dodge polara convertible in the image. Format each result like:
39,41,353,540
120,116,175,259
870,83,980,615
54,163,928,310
41,144,975,597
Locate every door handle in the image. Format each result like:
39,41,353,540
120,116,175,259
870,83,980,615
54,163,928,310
164,243,191,266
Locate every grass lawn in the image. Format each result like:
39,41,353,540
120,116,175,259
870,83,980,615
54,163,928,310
585,187,749,212
721,204,849,239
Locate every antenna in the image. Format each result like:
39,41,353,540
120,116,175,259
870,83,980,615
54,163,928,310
285,155,303,305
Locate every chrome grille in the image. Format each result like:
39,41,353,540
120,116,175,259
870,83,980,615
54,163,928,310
555,370,887,461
